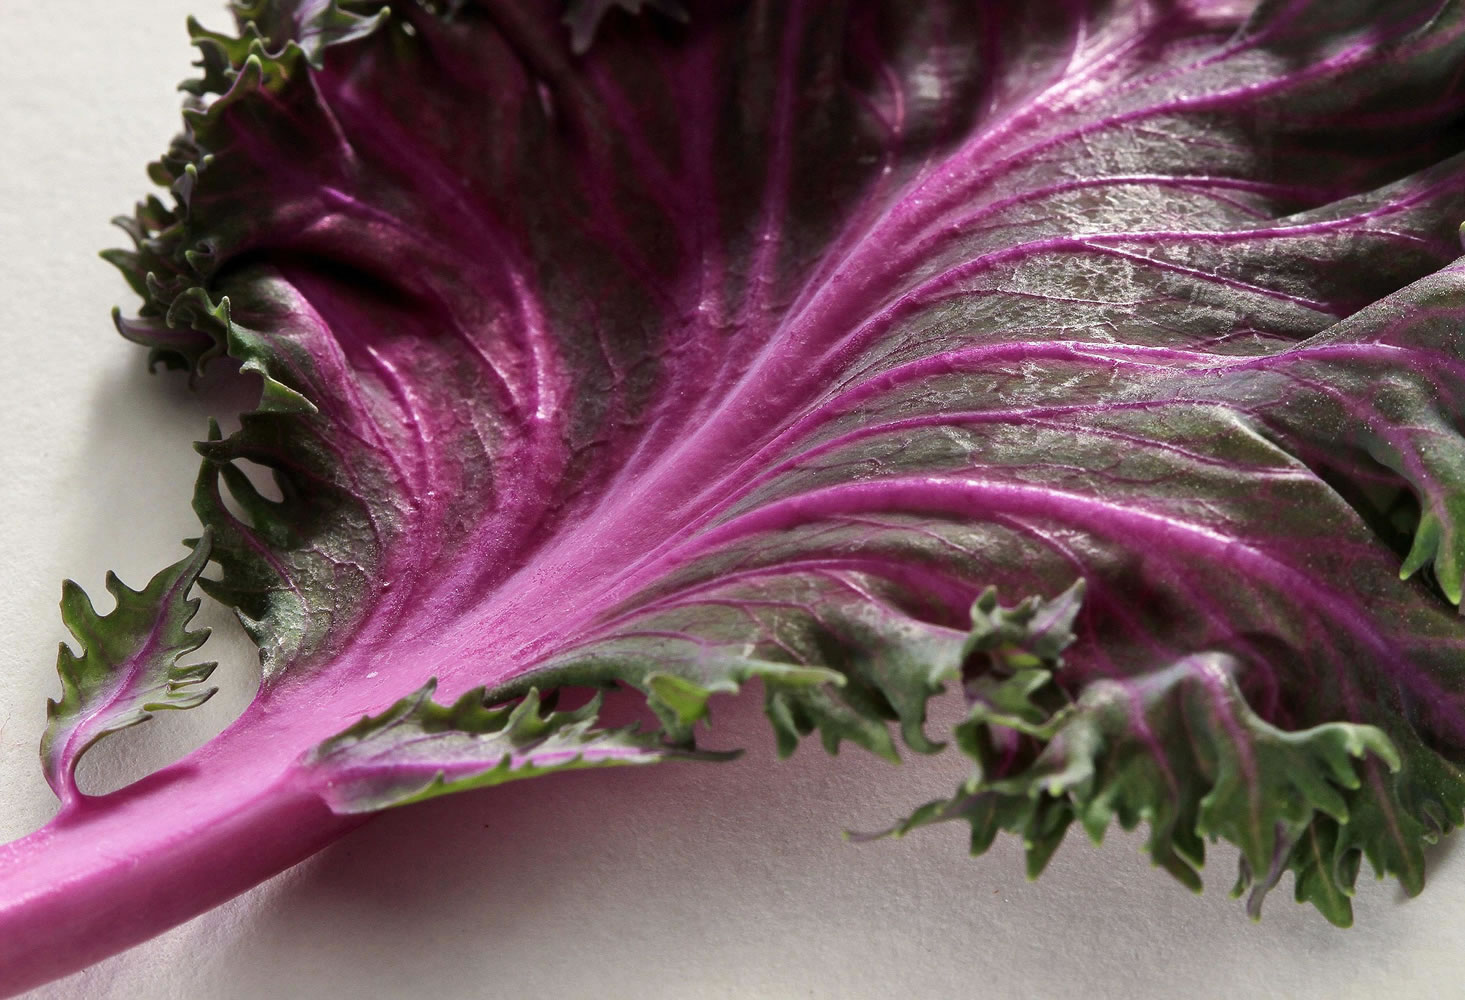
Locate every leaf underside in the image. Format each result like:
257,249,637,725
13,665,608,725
81,0,1465,924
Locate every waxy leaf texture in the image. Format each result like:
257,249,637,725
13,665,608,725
6,0,1465,991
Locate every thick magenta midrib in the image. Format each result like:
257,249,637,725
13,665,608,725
0,690,366,998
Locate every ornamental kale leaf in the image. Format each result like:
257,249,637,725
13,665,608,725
5,0,1465,991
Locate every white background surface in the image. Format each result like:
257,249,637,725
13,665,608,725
2,2,1464,997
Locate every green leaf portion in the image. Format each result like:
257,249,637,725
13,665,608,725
867,646,1465,926
963,579,1086,679
305,680,734,814
232,0,388,66
486,587,974,767
40,534,217,807
107,4,385,382
1400,493,1465,605
1288,723,1465,919
1352,374,1465,605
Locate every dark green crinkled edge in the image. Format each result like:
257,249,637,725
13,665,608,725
858,591,1465,928
105,3,401,679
